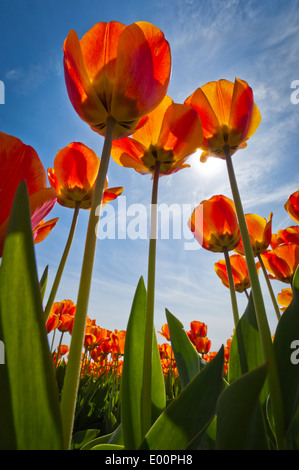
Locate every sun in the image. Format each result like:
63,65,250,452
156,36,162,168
189,150,225,178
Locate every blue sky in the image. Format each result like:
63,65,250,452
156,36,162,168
1,0,299,352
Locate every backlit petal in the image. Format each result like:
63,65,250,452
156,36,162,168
112,21,171,121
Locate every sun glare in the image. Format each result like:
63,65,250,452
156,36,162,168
189,150,225,178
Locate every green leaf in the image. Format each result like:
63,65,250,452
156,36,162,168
71,429,100,450
90,444,124,450
139,346,225,450
121,277,166,450
273,265,299,444
216,363,269,450
80,424,123,450
228,291,269,405
40,265,49,302
0,181,63,450
165,309,200,388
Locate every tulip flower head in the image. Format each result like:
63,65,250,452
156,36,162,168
260,243,299,284
285,189,299,224
110,95,203,176
184,78,261,162
0,132,57,257
63,21,171,139
48,142,123,209
188,195,240,252
234,212,273,257
215,253,255,293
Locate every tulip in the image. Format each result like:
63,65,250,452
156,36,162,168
234,212,281,319
188,194,241,327
188,195,240,253
63,21,171,140
215,253,253,295
111,95,203,176
158,324,170,342
184,78,261,162
285,189,299,224
234,212,273,257
0,132,57,257
260,243,299,285
271,226,299,248
48,142,123,209
277,288,293,313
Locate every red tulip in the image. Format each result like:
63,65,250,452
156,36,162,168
185,78,261,162
63,21,171,139
0,132,57,256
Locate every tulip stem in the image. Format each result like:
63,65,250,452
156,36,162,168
224,145,287,449
60,116,116,450
223,247,239,328
257,253,281,322
44,202,80,321
141,160,161,439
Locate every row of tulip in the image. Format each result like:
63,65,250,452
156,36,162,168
0,19,298,451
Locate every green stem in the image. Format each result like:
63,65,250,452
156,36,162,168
258,253,281,322
60,116,116,450
55,332,64,369
141,160,161,439
224,145,287,449
44,202,80,321
223,247,239,328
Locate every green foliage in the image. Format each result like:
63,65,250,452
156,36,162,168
121,277,166,450
0,182,63,450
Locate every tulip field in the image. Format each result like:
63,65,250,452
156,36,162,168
0,15,299,453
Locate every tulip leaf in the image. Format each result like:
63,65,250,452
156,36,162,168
228,291,269,405
165,309,201,388
0,181,63,450
139,346,225,450
121,277,166,450
80,424,123,450
216,363,269,450
40,265,49,302
273,265,299,445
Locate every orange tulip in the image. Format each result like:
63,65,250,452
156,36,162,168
188,194,240,252
48,142,123,209
215,253,255,293
0,132,57,256
192,336,211,355
33,217,59,244
110,95,203,176
271,226,299,248
184,78,261,161
260,243,299,284
277,288,293,312
234,212,273,256
63,21,171,139
158,324,170,342
188,321,208,340
285,189,299,223
49,299,76,334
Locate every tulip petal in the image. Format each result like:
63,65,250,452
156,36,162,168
33,217,59,244
112,21,171,121
0,132,47,225
80,22,126,101
63,29,107,125
229,78,254,140
54,142,99,191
